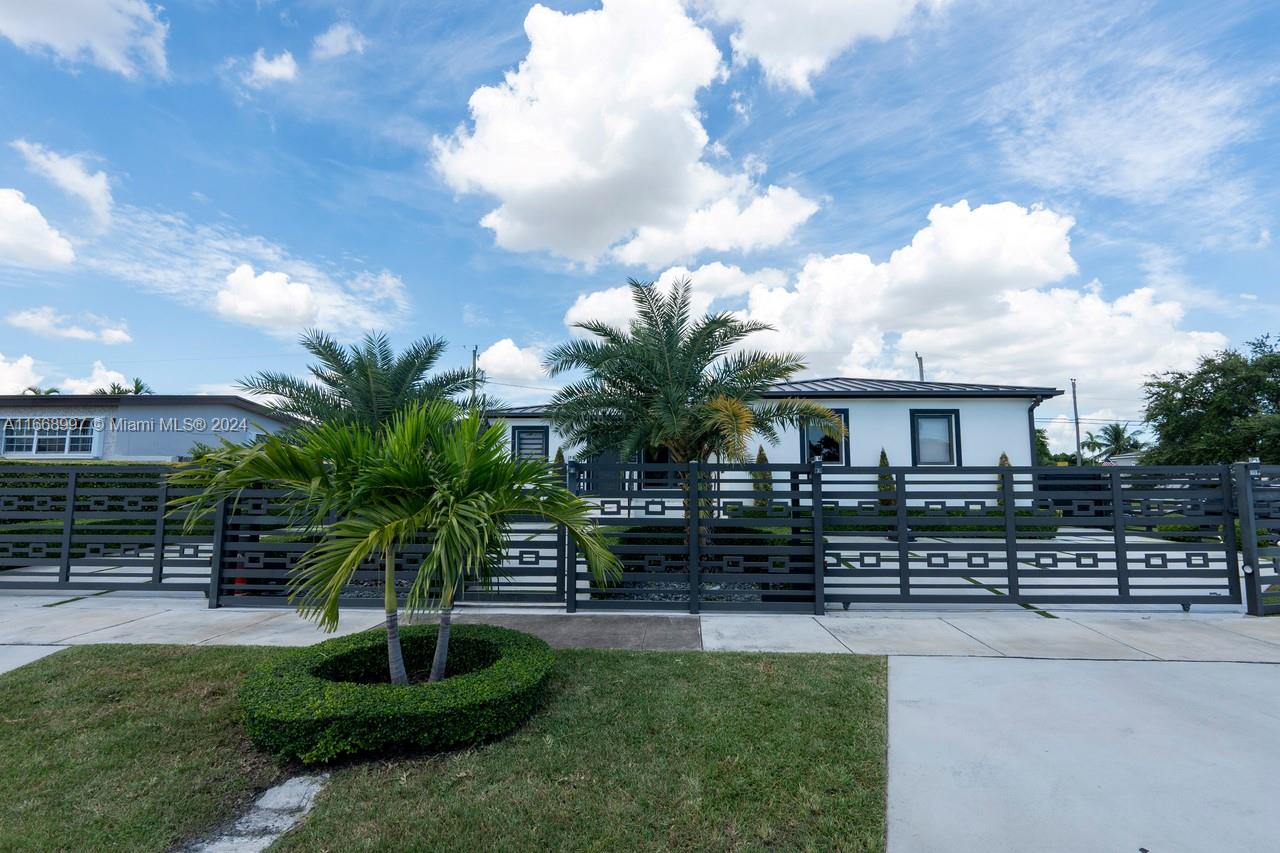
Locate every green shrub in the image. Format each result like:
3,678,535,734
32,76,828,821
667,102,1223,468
239,624,555,764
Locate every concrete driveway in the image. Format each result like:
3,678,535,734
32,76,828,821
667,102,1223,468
888,656,1280,853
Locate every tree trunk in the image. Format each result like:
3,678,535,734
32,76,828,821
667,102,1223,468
385,554,408,685
428,606,452,682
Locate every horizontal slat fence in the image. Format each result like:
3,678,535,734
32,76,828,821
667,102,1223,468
2,462,1276,614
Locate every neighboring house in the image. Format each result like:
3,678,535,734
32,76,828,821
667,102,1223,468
0,395,292,462
1105,451,1143,467
491,377,1063,467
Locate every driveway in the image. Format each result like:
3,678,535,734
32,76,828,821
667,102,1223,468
888,657,1279,853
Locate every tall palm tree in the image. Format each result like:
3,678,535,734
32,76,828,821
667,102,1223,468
22,385,60,395
172,400,617,685
1082,422,1147,461
239,329,479,429
92,378,153,395
544,279,844,462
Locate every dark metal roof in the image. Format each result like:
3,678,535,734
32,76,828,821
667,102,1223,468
491,378,1061,416
0,394,291,422
761,377,1062,399
489,404,550,418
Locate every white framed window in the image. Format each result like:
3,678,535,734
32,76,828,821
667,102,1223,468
2,418,97,456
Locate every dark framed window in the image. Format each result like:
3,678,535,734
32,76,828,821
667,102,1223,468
910,410,961,466
800,409,849,465
511,425,549,461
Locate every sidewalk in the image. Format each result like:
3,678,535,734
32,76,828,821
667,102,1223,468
3,590,1280,671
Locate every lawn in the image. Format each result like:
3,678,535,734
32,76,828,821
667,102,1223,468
0,645,284,853
0,645,886,852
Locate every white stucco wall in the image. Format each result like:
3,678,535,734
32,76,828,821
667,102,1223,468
0,399,290,462
495,396,1040,467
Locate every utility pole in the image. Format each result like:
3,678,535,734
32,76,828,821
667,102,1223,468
1070,377,1082,465
914,352,924,382
469,345,479,411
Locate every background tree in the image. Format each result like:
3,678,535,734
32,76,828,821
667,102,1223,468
877,448,894,508
22,386,60,395
544,279,844,462
1034,428,1053,465
752,445,772,507
1081,422,1146,462
173,400,617,685
240,329,478,429
1144,337,1280,464
92,378,152,395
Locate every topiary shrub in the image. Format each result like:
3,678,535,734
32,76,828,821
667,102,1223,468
239,624,555,764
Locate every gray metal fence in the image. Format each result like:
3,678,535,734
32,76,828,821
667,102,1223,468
1,462,1277,615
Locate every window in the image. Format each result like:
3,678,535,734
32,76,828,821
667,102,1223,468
2,418,95,456
801,409,849,464
910,410,960,466
511,426,549,460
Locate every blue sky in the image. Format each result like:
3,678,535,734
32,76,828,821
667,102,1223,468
0,0,1276,447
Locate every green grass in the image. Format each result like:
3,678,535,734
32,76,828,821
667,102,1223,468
0,645,887,853
0,645,284,852
279,650,887,852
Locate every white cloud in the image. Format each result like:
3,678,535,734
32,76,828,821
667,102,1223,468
59,360,127,394
0,0,167,78
696,0,947,93
0,189,75,268
11,139,113,225
564,260,783,331
312,22,366,61
6,306,131,345
564,199,1225,427
243,49,299,88
478,338,546,385
0,353,43,394
433,0,818,267
82,205,408,340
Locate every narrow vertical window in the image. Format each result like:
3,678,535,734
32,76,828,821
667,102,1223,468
911,411,960,466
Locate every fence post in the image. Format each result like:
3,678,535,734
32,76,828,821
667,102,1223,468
1221,465,1241,605
1109,469,1130,599
151,480,168,586
895,471,911,597
811,460,825,615
688,460,701,615
58,470,77,584
1001,468,1020,601
565,462,579,613
1235,462,1263,616
206,497,227,609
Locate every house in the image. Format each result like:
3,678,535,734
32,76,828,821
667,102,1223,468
491,377,1063,467
0,395,292,462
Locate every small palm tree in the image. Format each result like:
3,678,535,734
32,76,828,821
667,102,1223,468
93,378,152,395
172,400,617,685
239,329,479,429
1082,422,1146,461
22,385,60,395
545,279,844,462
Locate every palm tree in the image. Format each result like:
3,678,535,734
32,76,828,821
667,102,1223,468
544,279,844,462
1082,422,1147,461
22,385,60,395
172,400,617,685
239,330,479,429
92,378,153,395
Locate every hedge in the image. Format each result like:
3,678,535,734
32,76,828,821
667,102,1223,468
239,624,555,764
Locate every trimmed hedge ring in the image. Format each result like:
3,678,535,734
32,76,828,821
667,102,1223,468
239,623,555,764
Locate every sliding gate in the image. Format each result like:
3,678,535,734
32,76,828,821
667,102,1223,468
565,462,1245,613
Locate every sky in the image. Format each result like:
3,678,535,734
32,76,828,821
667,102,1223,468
0,0,1277,449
